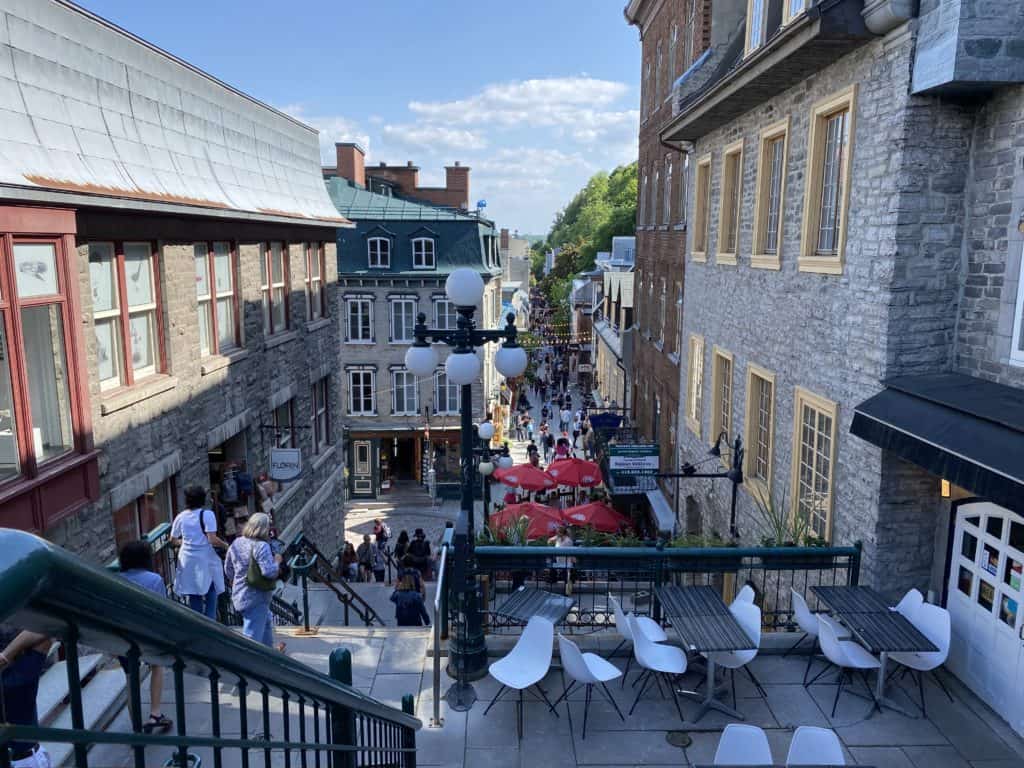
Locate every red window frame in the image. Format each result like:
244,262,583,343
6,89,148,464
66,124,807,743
305,242,327,321
194,241,240,356
261,242,291,335
311,377,330,453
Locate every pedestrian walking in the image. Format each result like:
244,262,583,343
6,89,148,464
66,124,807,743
408,528,433,581
525,415,535,442
223,513,282,648
356,534,385,582
391,572,431,627
170,485,227,620
0,627,54,768
560,406,572,434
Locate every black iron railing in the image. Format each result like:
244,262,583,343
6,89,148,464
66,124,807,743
472,542,861,634
2,528,419,768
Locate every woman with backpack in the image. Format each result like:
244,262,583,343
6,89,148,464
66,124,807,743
170,485,227,620
224,513,282,647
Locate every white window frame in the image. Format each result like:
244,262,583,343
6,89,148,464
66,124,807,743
368,237,390,269
652,169,660,225
348,369,376,415
746,0,767,54
392,369,419,415
305,242,325,321
686,334,705,436
389,298,416,344
785,0,807,24
434,298,458,330
663,157,673,225
1011,243,1024,366
412,237,436,269
345,298,374,343
434,370,459,414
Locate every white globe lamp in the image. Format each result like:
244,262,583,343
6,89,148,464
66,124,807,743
404,344,438,377
497,454,514,469
494,344,528,379
446,267,485,307
478,421,495,441
445,351,481,385
478,460,495,477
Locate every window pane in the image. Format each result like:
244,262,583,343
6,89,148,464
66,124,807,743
816,110,848,255
309,245,321,279
0,318,20,481
95,317,123,386
129,312,156,373
271,243,284,283
272,287,286,330
21,304,73,461
194,245,210,298
213,243,232,293
216,297,235,350
198,303,212,356
124,243,154,307
88,243,118,312
749,0,765,48
14,243,59,298
765,137,784,254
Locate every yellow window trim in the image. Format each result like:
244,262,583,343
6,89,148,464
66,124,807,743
743,362,776,503
692,154,713,263
716,139,744,266
745,0,767,56
685,333,705,437
710,346,734,468
799,84,857,275
751,117,789,271
788,386,839,542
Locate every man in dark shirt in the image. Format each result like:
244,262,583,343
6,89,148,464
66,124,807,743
1,624,52,766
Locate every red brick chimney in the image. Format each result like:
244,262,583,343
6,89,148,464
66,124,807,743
500,228,510,250
335,143,365,187
445,162,470,209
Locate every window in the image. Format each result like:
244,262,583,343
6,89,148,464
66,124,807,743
664,157,673,225
260,242,289,334
1011,245,1024,366
675,285,683,356
368,237,390,269
640,170,649,226
785,0,807,23
747,0,767,54
306,242,326,320
717,140,744,264
658,279,667,344
274,400,294,449
113,478,175,551
790,388,838,541
652,169,660,225
800,86,856,274
89,241,162,389
434,298,458,330
710,348,733,450
345,298,373,343
685,334,704,436
744,364,776,500
693,155,712,261
311,377,330,453
655,41,663,103
193,242,238,356
752,119,789,270
434,370,459,414
684,0,697,67
392,369,419,415
412,238,435,269
389,298,416,343
348,369,376,414
668,25,678,94
679,153,689,224
643,61,651,120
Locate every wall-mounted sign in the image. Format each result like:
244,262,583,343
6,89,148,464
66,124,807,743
608,444,659,474
269,448,302,481
577,364,593,373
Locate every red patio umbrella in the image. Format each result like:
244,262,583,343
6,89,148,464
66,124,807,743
562,501,632,533
546,457,603,488
490,502,566,539
493,463,557,492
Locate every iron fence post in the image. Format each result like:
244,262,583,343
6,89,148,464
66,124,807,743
851,540,862,586
302,571,311,634
64,626,89,768
401,695,417,768
328,648,356,768
125,645,145,768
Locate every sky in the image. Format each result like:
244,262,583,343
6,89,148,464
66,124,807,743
76,0,641,235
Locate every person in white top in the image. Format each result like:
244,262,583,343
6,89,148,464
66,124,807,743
548,526,576,583
170,485,228,620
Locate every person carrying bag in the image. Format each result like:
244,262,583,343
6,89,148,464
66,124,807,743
224,513,281,647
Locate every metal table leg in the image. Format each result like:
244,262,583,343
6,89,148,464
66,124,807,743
873,652,915,717
677,658,744,723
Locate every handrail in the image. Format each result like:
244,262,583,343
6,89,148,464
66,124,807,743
0,529,421,733
430,538,450,728
474,543,861,559
291,533,385,627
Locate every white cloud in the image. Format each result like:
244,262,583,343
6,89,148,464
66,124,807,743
278,104,371,164
382,123,488,151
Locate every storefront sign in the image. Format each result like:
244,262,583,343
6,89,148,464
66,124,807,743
609,444,660,474
577,363,593,373
269,448,302,481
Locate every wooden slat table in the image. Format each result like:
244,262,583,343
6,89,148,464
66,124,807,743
812,585,937,717
657,585,756,722
494,586,575,624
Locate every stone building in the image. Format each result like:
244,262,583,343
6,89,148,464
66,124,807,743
625,0,710,518
500,228,531,331
0,0,348,563
661,0,1024,733
593,270,635,410
325,145,502,499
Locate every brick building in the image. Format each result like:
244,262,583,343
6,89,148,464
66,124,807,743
661,0,1024,732
325,144,502,499
625,0,710,516
0,0,348,563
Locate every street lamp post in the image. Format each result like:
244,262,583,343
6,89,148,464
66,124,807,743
656,433,745,538
404,268,528,709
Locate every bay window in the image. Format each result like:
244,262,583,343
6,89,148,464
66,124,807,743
260,242,289,334
194,241,238,356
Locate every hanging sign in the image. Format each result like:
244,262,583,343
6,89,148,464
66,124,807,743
608,444,659,474
269,448,302,481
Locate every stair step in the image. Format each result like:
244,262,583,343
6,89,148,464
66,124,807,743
44,667,127,767
37,654,104,726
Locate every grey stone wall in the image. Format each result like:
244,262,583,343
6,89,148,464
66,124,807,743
50,222,346,564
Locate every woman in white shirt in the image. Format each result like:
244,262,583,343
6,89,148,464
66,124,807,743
170,485,227,620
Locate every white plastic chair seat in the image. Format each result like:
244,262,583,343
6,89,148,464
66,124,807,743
489,615,554,690
732,584,755,605
786,726,845,765
890,603,950,671
579,651,623,683
610,595,667,643
633,614,668,643
819,615,879,671
713,723,772,765
892,588,924,621
888,649,943,670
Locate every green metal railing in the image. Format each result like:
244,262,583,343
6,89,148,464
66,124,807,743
472,542,862,633
0,528,420,768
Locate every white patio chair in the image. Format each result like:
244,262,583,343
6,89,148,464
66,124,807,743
811,614,881,717
551,634,624,738
892,588,924,621
627,615,687,721
732,583,755,605
713,723,772,765
607,595,667,687
888,602,954,716
786,725,845,765
704,601,766,709
787,588,850,685
484,615,558,738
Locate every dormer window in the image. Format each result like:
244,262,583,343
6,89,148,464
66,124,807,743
747,0,767,54
412,237,435,269
785,0,806,24
368,237,390,269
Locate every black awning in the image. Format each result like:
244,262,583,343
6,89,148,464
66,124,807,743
851,373,1024,512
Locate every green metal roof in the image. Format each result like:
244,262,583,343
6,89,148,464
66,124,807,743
326,177,485,222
